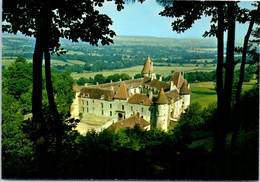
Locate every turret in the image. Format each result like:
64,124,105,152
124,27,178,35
155,88,168,131
180,80,191,111
141,56,156,79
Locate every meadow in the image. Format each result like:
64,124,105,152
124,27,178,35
71,64,217,79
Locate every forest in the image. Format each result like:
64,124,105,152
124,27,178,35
2,0,259,180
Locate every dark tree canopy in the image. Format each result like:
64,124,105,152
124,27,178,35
3,0,125,51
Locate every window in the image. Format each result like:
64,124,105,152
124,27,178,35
110,111,112,116
87,108,89,112
102,110,104,115
141,108,144,113
82,107,84,112
122,105,124,110
87,101,88,105
82,100,84,105
101,103,103,108
110,104,112,109
93,100,94,103
131,106,133,111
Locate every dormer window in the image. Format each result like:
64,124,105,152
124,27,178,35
101,94,104,99
141,100,144,104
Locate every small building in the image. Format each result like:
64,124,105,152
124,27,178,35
108,113,150,131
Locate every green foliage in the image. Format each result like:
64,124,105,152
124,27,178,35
2,91,35,178
52,70,76,119
94,74,106,84
134,73,143,79
184,71,216,83
2,57,33,99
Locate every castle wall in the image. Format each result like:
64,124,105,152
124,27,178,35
125,103,151,122
79,97,151,122
173,99,183,119
182,94,190,111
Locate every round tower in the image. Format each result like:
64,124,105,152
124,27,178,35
180,80,191,111
155,88,168,131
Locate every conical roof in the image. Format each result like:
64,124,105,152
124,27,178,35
114,81,130,99
180,80,191,95
155,88,169,104
141,56,155,74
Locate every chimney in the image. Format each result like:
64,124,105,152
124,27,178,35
170,81,174,91
188,84,190,89
119,78,122,82
159,76,162,81
84,83,88,87
110,80,113,83
149,90,153,99
132,76,134,80
137,112,140,120
96,82,99,85
129,85,132,96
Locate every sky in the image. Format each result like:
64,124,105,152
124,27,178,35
97,0,255,39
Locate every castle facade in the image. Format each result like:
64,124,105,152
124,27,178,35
78,56,191,131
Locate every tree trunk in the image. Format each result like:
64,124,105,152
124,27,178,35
222,1,236,150
33,36,47,177
230,6,258,151
44,49,63,177
214,2,225,154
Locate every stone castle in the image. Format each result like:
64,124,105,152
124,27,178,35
77,56,191,131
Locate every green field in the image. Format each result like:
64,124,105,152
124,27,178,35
190,82,217,108
190,80,256,108
71,64,217,79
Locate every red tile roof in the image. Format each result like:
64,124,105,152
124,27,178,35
168,72,185,89
79,87,114,100
155,88,169,104
141,56,155,74
165,89,182,102
108,113,150,131
180,80,191,95
127,94,152,106
144,79,170,92
114,81,130,99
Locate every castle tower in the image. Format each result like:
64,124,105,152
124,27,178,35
155,88,169,131
180,80,191,111
141,56,156,80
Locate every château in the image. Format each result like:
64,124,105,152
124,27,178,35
76,56,191,131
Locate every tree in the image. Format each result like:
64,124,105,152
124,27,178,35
231,2,259,150
2,57,33,99
159,1,256,156
2,91,35,178
94,74,107,84
3,0,124,177
134,73,143,79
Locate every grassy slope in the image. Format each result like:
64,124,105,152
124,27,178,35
190,80,256,108
190,82,217,108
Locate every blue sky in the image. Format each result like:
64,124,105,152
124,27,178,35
98,1,255,39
